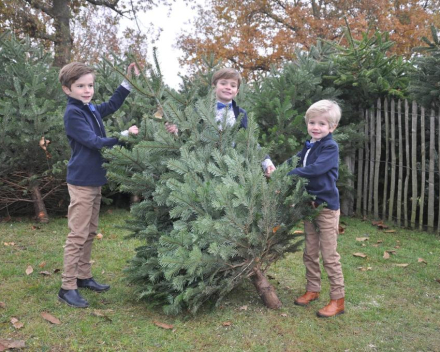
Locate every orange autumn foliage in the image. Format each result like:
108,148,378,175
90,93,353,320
177,0,440,81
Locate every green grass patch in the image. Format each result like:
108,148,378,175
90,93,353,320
1,209,440,351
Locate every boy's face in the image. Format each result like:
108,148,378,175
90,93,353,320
62,73,95,104
307,115,336,141
214,78,239,103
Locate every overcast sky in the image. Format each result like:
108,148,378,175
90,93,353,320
126,1,205,89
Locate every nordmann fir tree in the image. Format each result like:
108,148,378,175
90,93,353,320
103,66,314,315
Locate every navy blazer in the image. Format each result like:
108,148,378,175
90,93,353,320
64,85,130,186
288,133,340,210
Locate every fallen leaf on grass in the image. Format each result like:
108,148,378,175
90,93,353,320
25,265,33,275
383,251,390,259
357,266,373,271
3,242,15,246
39,261,46,268
92,310,112,322
0,302,5,308
53,268,61,274
280,313,288,317
41,312,61,325
386,250,397,255
0,340,26,350
384,230,396,233
338,224,345,234
394,264,409,267
239,305,248,311
377,240,383,243
96,233,103,240
353,252,367,258
39,271,51,276
356,237,369,242
222,321,232,327
10,317,24,329
418,258,427,264
153,321,174,330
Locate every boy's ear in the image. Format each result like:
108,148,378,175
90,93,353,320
62,86,71,95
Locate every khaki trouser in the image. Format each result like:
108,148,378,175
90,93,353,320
61,184,101,290
303,208,345,299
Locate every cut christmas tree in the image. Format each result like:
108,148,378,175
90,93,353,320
103,65,314,314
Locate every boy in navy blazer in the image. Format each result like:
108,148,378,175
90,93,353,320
289,100,345,318
58,62,138,308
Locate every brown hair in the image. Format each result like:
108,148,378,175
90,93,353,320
212,68,242,88
59,62,95,89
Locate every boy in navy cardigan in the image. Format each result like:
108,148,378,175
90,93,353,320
166,68,275,176
57,62,139,308
288,100,345,318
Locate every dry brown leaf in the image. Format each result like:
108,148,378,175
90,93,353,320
239,305,248,311
41,312,61,325
394,264,409,267
25,265,33,275
96,233,103,240
222,321,232,327
293,230,304,234
53,268,61,274
153,321,174,330
356,237,369,242
92,310,112,322
377,240,383,243
358,266,373,271
0,340,26,350
10,317,24,329
280,313,288,317
384,230,396,233
39,261,46,268
338,224,345,234
383,251,390,259
3,242,15,246
353,252,367,258
154,106,163,119
39,271,51,276
386,250,397,254
0,302,5,309
418,258,427,264
272,225,280,233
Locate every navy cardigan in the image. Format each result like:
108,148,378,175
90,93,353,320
64,85,130,186
288,133,340,210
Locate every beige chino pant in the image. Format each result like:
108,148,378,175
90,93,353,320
61,184,101,290
303,208,345,300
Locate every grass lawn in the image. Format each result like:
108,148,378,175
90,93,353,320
1,208,440,351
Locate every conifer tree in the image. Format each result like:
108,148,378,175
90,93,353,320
103,64,313,314
0,33,69,220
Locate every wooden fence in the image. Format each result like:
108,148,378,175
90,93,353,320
342,98,439,233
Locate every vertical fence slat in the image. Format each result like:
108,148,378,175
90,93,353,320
374,99,382,219
397,100,403,226
388,99,396,223
427,109,435,232
363,109,370,218
438,111,440,233
368,108,375,216
419,107,426,230
382,99,389,219
404,100,410,228
356,109,364,217
411,101,418,228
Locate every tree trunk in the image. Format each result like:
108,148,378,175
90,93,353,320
251,267,282,309
30,184,49,223
52,0,72,67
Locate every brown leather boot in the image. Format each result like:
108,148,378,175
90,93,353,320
317,298,345,318
294,291,320,306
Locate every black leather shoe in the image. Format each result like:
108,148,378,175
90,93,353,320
58,288,89,308
77,277,110,292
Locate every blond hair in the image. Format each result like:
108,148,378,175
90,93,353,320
212,68,242,88
59,62,95,89
305,100,341,128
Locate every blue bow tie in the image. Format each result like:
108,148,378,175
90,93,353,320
217,102,232,110
305,140,315,149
